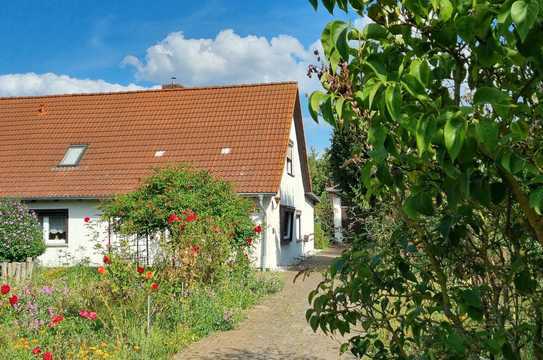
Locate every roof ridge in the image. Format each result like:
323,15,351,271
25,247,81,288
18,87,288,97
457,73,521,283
0,81,299,101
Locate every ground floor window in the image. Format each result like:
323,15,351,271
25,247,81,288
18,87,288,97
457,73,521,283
280,206,295,244
33,209,69,247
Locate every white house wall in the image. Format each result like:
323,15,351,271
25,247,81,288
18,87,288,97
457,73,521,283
273,118,315,267
26,200,110,266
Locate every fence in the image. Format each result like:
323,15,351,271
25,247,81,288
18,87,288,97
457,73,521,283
1,258,34,282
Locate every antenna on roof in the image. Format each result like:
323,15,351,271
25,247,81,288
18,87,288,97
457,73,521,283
162,77,183,90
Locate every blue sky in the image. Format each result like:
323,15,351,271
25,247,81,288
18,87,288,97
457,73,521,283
0,1,357,151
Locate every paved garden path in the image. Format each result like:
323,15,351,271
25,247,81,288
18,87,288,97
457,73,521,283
175,246,353,360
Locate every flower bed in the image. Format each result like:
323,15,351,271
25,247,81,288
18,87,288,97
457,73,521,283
0,260,282,359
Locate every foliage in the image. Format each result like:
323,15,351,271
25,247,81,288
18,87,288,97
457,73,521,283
308,147,332,196
307,0,543,358
315,191,334,249
0,260,282,359
0,199,45,262
100,165,257,284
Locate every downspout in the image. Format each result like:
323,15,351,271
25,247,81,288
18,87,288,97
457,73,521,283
257,194,267,269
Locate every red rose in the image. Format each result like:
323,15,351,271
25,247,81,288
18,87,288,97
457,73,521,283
32,346,42,355
150,282,159,291
49,314,64,327
246,238,253,246
254,224,262,234
0,283,10,295
137,266,145,274
9,294,18,306
103,255,111,265
185,211,198,223
191,244,200,256
43,351,53,360
97,266,106,275
84,216,91,223
167,213,181,224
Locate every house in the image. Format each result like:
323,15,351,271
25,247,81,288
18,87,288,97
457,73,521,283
0,82,318,269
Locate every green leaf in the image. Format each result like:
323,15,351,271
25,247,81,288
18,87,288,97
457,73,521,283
514,269,537,294
308,91,327,122
444,114,466,161
336,26,351,61
475,119,499,153
415,116,437,156
529,187,543,215
404,192,434,219
473,87,511,106
322,0,336,14
385,84,401,121
365,57,388,81
320,96,336,127
409,59,431,87
438,0,454,22
360,79,382,110
308,0,318,10
321,21,348,60
512,0,540,41
361,23,389,40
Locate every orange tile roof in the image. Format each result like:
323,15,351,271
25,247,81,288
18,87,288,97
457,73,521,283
0,82,309,199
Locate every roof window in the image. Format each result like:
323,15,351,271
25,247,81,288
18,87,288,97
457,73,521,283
59,145,87,167
221,147,232,155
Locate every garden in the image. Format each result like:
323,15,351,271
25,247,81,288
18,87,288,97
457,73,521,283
0,166,282,359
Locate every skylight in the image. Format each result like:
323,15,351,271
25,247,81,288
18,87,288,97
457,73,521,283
59,145,87,167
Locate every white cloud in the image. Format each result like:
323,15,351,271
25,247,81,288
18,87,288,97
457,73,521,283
122,29,322,94
0,73,145,97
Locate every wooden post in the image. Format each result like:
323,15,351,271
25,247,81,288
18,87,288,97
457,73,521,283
26,258,33,279
1,262,6,280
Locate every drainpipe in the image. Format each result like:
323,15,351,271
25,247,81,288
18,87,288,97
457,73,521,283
257,194,267,270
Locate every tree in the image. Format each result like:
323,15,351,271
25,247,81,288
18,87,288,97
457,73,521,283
306,0,543,358
308,147,332,197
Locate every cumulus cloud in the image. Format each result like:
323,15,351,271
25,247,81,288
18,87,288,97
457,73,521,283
0,73,145,97
122,29,322,94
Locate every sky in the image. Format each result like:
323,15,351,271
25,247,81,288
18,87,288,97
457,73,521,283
0,1,359,151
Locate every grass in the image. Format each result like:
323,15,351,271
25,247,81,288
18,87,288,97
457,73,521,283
0,265,283,359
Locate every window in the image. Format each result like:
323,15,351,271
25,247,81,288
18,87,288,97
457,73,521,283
34,210,68,247
280,206,295,244
286,140,294,176
296,212,302,242
59,145,87,166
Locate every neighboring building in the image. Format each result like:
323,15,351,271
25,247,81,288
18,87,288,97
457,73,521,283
325,186,344,243
0,82,318,269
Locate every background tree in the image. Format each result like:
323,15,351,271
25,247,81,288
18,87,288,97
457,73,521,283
306,0,543,358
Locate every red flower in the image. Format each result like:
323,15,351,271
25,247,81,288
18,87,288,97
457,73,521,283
167,213,181,224
191,244,200,256
103,255,111,265
9,294,18,306
185,210,198,223
43,352,53,360
97,266,106,275
137,266,145,274
254,224,262,234
31,346,42,355
145,271,153,280
84,216,91,223
150,282,159,291
49,314,64,327
246,238,253,246
79,310,97,320
0,283,10,295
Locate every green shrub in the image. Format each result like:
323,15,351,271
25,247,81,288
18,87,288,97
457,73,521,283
0,199,45,261
100,165,257,284
314,192,333,249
